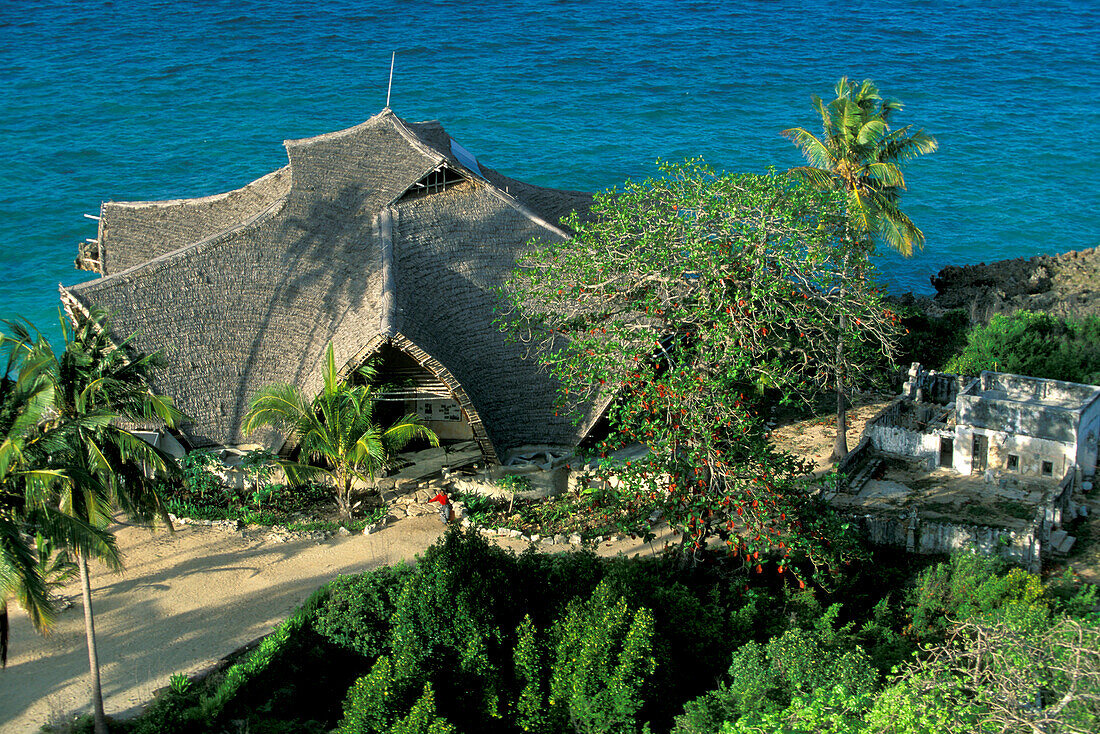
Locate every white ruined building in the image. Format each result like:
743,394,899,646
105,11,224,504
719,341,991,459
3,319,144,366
833,364,1098,571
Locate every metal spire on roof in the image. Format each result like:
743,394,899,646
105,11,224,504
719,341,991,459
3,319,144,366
385,51,395,109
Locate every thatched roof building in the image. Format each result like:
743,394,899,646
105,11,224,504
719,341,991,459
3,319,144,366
64,109,597,463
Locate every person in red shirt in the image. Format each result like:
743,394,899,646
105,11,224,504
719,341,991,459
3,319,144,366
428,491,452,525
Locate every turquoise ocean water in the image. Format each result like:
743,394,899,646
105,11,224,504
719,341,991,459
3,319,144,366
2,0,1097,337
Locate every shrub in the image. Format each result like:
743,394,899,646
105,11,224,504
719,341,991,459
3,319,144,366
945,310,1100,384
906,552,1050,640
391,684,458,734
547,581,657,734
513,615,547,733
388,530,518,724
313,567,410,658
895,307,969,371
336,656,408,734
673,604,876,734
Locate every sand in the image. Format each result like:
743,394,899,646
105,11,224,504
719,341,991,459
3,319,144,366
1,515,674,733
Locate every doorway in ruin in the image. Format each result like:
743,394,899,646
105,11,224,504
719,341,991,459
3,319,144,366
350,344,476,449
971,434,988,473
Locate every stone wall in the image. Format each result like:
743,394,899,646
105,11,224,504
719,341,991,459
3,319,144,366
858,511,1041,572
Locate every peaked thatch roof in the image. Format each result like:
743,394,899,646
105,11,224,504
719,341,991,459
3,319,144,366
65,109,597,460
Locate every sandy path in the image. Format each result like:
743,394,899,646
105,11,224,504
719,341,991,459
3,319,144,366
1,516,671,733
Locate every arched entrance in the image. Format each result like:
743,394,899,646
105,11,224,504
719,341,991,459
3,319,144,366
340,333,500,464
357,344,475,444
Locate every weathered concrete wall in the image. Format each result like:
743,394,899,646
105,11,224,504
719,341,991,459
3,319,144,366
858,511,1041,572
957,392,1078,444
1077,400,1100,479
867,424,944,467
954,425,1075,478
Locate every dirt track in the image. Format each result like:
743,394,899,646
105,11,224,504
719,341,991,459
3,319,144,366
1,515,671,733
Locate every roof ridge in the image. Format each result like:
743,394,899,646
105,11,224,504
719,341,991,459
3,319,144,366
101,166,291,210
281,108,393,148
70,197,287,292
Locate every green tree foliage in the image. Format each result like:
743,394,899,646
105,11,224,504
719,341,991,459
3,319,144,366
674,604,876,734
243,342,438,520
313,567,411,658
893,307,969,371
391,684,457,734
906,551,1049,640
547,581,657,734
337,656,404,734
501,162,895,577
513,615,547,733
781,77,938,257
945,310,1100,384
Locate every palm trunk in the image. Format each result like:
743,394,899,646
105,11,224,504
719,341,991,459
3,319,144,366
831,251,852,463
335,475,353,522
79,554,107,734
1,600,8,668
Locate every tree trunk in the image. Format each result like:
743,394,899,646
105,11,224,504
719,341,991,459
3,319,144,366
1,600,8,668
335,476,352,522
831,313,849,463
79,554,107,734
832,379,849,462
831,249,852,463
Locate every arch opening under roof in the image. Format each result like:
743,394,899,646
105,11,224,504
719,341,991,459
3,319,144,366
341,333,500,465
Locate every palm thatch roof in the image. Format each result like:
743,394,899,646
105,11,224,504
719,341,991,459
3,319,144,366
64,109,596,462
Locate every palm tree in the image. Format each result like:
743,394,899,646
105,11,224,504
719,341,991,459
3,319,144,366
0,323,118,670
39,310,183,734
781,77,938,256
243,343,438,521
782,78,937,459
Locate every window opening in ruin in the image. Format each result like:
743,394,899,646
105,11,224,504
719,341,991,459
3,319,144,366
939,437,953,468
1041,460,1053,477
400,165,467,201
1007,454,1019,471
972,434,988,473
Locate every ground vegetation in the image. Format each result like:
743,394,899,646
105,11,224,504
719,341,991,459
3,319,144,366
945,310,1100,384
76,531,1098,734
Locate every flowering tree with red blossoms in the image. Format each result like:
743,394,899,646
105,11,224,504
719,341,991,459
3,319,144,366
500,161,899,580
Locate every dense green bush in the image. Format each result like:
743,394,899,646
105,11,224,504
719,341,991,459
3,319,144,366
945,310,1100,384
906,551,1049,639
673,604,877,734
314,566,411,658
894,307,970,371
104,531,1097,734
546,581,657,734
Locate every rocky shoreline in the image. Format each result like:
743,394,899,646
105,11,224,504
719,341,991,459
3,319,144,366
906,245,1100,324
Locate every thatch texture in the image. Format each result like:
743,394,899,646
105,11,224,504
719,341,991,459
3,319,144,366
66,109,595,459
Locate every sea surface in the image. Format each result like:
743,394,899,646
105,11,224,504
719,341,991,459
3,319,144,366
2,0,1097,337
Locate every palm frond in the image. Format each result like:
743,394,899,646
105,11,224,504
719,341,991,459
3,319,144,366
779,128,835,173
243,384,313,438
382,415,440,453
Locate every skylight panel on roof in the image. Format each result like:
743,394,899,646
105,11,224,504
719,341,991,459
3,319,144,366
450,140,484,178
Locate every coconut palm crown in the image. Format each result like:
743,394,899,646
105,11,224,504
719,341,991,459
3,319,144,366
243,343,438,520
781,77,938,256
